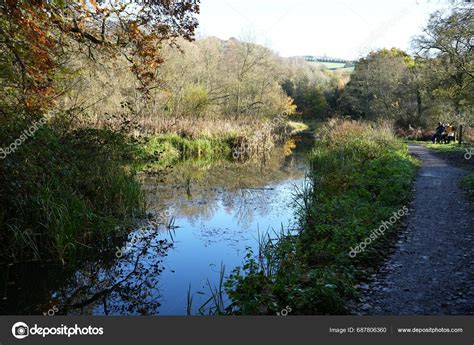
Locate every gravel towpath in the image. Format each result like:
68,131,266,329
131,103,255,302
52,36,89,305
353,144,474,315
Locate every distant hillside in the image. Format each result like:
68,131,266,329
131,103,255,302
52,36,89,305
303,56,356,72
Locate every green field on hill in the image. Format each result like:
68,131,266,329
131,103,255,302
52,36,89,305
307,60,354,72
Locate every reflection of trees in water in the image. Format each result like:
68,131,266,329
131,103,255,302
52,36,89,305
142,146,307,228
221,187,274,228
57,232,173,315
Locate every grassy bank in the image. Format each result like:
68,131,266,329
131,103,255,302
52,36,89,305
224,119,418,314
130,118,309,170
132,134,232,171
0,120,145,264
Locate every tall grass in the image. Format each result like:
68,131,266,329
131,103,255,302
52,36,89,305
130,118,295,170
0,124,145,264
187,263,227,316
141,134,232,160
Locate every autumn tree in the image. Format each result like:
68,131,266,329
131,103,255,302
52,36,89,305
339,48,421,127
142,37,296,120
0,0,200,115
412,7,473,125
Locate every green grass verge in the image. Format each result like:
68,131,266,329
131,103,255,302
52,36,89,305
410,140,469,153
461,173,474,204
423,141,468,153
224,120,418,315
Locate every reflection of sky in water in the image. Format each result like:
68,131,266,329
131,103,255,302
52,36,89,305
156,177,303,315
46,141,312,315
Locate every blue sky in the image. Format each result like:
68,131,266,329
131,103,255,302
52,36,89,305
197,0,453,59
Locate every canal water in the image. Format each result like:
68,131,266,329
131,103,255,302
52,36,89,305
0,135,313,315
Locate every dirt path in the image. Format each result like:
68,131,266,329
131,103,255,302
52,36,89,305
353,144,474,315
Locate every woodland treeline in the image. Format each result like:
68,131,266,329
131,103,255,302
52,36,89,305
66,36,345,132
